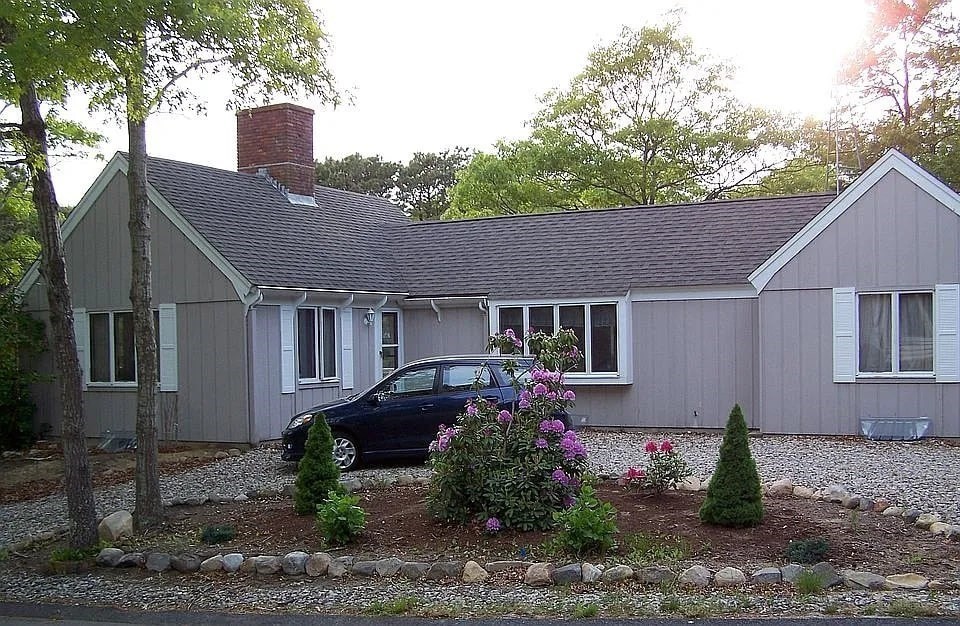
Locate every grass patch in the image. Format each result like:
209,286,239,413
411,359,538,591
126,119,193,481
679,602,716,619
795,569,825,595
624,532,692,565
364,596,418,616
885,599,939,618
572,602,599,619
199,524,236,544
659,595,683,614
49,546,98,562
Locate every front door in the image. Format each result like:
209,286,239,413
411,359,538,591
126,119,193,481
379,310,400,379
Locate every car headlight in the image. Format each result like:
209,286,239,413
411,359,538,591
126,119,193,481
288,413,315,429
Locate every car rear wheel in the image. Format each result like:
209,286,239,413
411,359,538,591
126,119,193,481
331,431,360,471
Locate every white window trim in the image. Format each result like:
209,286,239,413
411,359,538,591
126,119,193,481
297,306,339,385
855,290,935,379
85,309,169,388
488,296,633,385
376,309,403,382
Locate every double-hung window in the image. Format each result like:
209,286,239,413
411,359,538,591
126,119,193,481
496,303,619,374
858,292,933,375
297,307,337,382
84,308,176,390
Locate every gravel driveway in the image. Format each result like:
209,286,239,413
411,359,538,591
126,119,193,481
2,431,959,550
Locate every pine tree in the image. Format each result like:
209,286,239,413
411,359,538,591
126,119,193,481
699,404,764,527
294,415,341,515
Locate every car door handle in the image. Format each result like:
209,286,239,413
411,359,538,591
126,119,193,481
483,396,500,403
420,404,435,411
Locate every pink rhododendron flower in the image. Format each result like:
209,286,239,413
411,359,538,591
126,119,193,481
660,440,673,452
539,419,565,434
532,383,548,396
518,397,531,409
559,431,587,460
519,390,532,403
562,390,576,401
466,403,478,416
551,468,570,485
485,517,502,532
645,440,658,454
563,494,576,508
546,391,557,401
497,410,513,424
504,329,516,339
535,437,548,449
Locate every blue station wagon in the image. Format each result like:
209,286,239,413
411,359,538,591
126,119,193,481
281,355,565,471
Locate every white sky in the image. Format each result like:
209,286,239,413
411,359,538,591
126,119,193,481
51,0,871,205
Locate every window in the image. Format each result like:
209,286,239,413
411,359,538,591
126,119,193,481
495,303,619,375
858,292,933,374
88,310,161,384
297,307,337,382
384,366,437,397
442,364,494,392
381,311,400,375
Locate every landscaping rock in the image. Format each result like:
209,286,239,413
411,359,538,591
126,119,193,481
462,560,489,583
200,555,223,573
781,564,806,584
678,565,711,587
825,484,848,502
581,562,602,583
426,561,463,581
485,560,524,573
396,474,416,486
842,569,886,590
884,573,929,590
882,506,904,517
768,478,793,496
375,557,403,577
340,478,363,493
234,494,248,503
929,521,950,535
305,552,331,577
280,484,297,499
902,508,922,524
793,486,814,499
95,548,124,567
327,558,349,578
551,563,582,585
145,553,171,572
186,497,207,506
524,562,555,587
714,566,746,586
677,477,701,491
222,553,244,573
97,511,133,542
351,561,377,577
399,562,430,580
239,557,256,574
115,553,144,568
227,448,242,457
214,451,229,460
873,498,890,512
857,497,874,511
841,496,860,509
947,525,960,541
751,567,781,585
171,554,202,573
915,513,941,529
601,564,634,583
253,555,281,575
811,562,840,588
637,565,674,585
281,551,309,575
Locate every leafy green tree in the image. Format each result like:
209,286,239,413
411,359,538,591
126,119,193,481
0,291,44,450
446,21,798,218
699,404,764,528
294,415,341,515
315,153,398,197
0,170,39,290
396,148,470,220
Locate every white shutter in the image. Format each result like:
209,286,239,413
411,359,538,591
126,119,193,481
935,284,960,383
833,287,856,383
73,308,89,390
158,304,178,391
340,307,354,390
280,305,296,394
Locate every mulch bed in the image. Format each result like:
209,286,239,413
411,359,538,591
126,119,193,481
134,482,960,578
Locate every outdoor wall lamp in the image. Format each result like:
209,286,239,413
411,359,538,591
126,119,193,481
363,308,376,326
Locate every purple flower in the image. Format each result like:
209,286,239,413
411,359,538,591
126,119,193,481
551,468,570,486
504,328,516,339
562,390,576,401
546,391,557,401
539,419,566,434
518,397,531,409
559,431,587,460
532,383,548,396
466,403,478,416
497,410,513,424
535,437,548,449
563,494,577,508
519,390,532,403
485,517,502,533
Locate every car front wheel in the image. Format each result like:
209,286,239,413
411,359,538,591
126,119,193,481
331,431,360,471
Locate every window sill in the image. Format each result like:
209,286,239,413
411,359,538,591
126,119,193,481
298,379,340,390
86,383,138,390
855,374,936,382
564,373,631,386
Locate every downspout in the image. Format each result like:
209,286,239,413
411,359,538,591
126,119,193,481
429,298,441,323
341,294,355,309
243,285,262,445
242,286,263,318
294,291,308,308
478,299,488,314
373,295,388,311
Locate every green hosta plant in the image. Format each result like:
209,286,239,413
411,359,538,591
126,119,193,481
316,490,366,546
551,483,618,557
427,329,589,531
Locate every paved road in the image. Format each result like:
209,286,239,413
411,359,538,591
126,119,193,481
1,603,959,626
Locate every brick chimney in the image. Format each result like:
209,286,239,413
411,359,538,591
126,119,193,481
237,103,315,200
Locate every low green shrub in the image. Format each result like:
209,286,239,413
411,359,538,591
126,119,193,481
572,602,599,619
316,490,366,546
784,537,829,564
294,413,341,515
550,483,617,557
699,404,764,527
619,440,692,494
365,596,418,615
200,524,236,544
49,546,98,562
795,569,826,594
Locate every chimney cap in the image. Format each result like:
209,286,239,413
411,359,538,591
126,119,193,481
237,102,315,117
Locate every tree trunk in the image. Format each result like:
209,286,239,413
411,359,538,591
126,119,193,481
19,82,98,548
126,59,162,530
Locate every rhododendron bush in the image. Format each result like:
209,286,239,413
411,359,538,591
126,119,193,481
426,329,589,531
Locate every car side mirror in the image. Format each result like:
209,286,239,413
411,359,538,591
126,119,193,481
369,392,384,406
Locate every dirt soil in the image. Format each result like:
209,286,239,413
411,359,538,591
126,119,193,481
0,441,230,504
89,483,960,579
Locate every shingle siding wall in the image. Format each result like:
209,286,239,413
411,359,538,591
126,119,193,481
760,169,960,436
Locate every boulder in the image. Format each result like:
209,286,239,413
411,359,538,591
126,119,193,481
234,494,248,503
872,498,890,512
254,555,281,575
751,567,781,585
947,525,960,541
550,563,581,585
902,508,922,524
214,451,229,460
677,477,701,491
340,478,363,493
581,562,602,583
95,548,124,567
524,562,555,587
485,560,524,573
714,566,746,586
239,557,257,574
678,565,711,587
637,565,674,585
115,553,144,568
601,564,634,583
171,554,202,573
375,557,403,577
399,562,430,580
200,555,224,573
825,485,848,502
857,497,874,511
305,552,331,577
768,478,794,496
811,562,841,588
351,560,377,577
97,511,133,542
222,553,244,573
281,551,309,575
426,561,463,580
462,560,489,583
145,552,171,572
884,573,929,590
780,564,806,584
281,484,297,499
227,448,242,457
327,558,349,577
841,496,860,509
396,474,416,486
915,513,941,530
929,522,950,535
842,569,886,590
881,506,904,517
793,486,815,499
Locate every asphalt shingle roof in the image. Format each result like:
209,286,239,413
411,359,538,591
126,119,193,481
144,155,409,293
141,154,835,299
395,194,835,298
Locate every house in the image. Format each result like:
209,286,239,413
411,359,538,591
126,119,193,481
17,103,960,442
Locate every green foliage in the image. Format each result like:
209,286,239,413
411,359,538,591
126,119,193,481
0,291,45,450
365,596,418,616
784,537,829,565
396,148,471,221
199,524,236,544
550,484,618,557
624,532,692,565
572,602,599,619
294,413,341,515
426,329,588,531
885,599,939,618
794,569,826,595
49,545,98,561
699,404,764,527
619,439,692,494
316,490,365,546
316,154,399,197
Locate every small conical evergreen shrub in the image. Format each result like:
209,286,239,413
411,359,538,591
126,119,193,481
294,415,341,515
699,403,764,527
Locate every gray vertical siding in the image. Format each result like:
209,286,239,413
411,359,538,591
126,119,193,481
402,306,489,361
760,169,960,436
